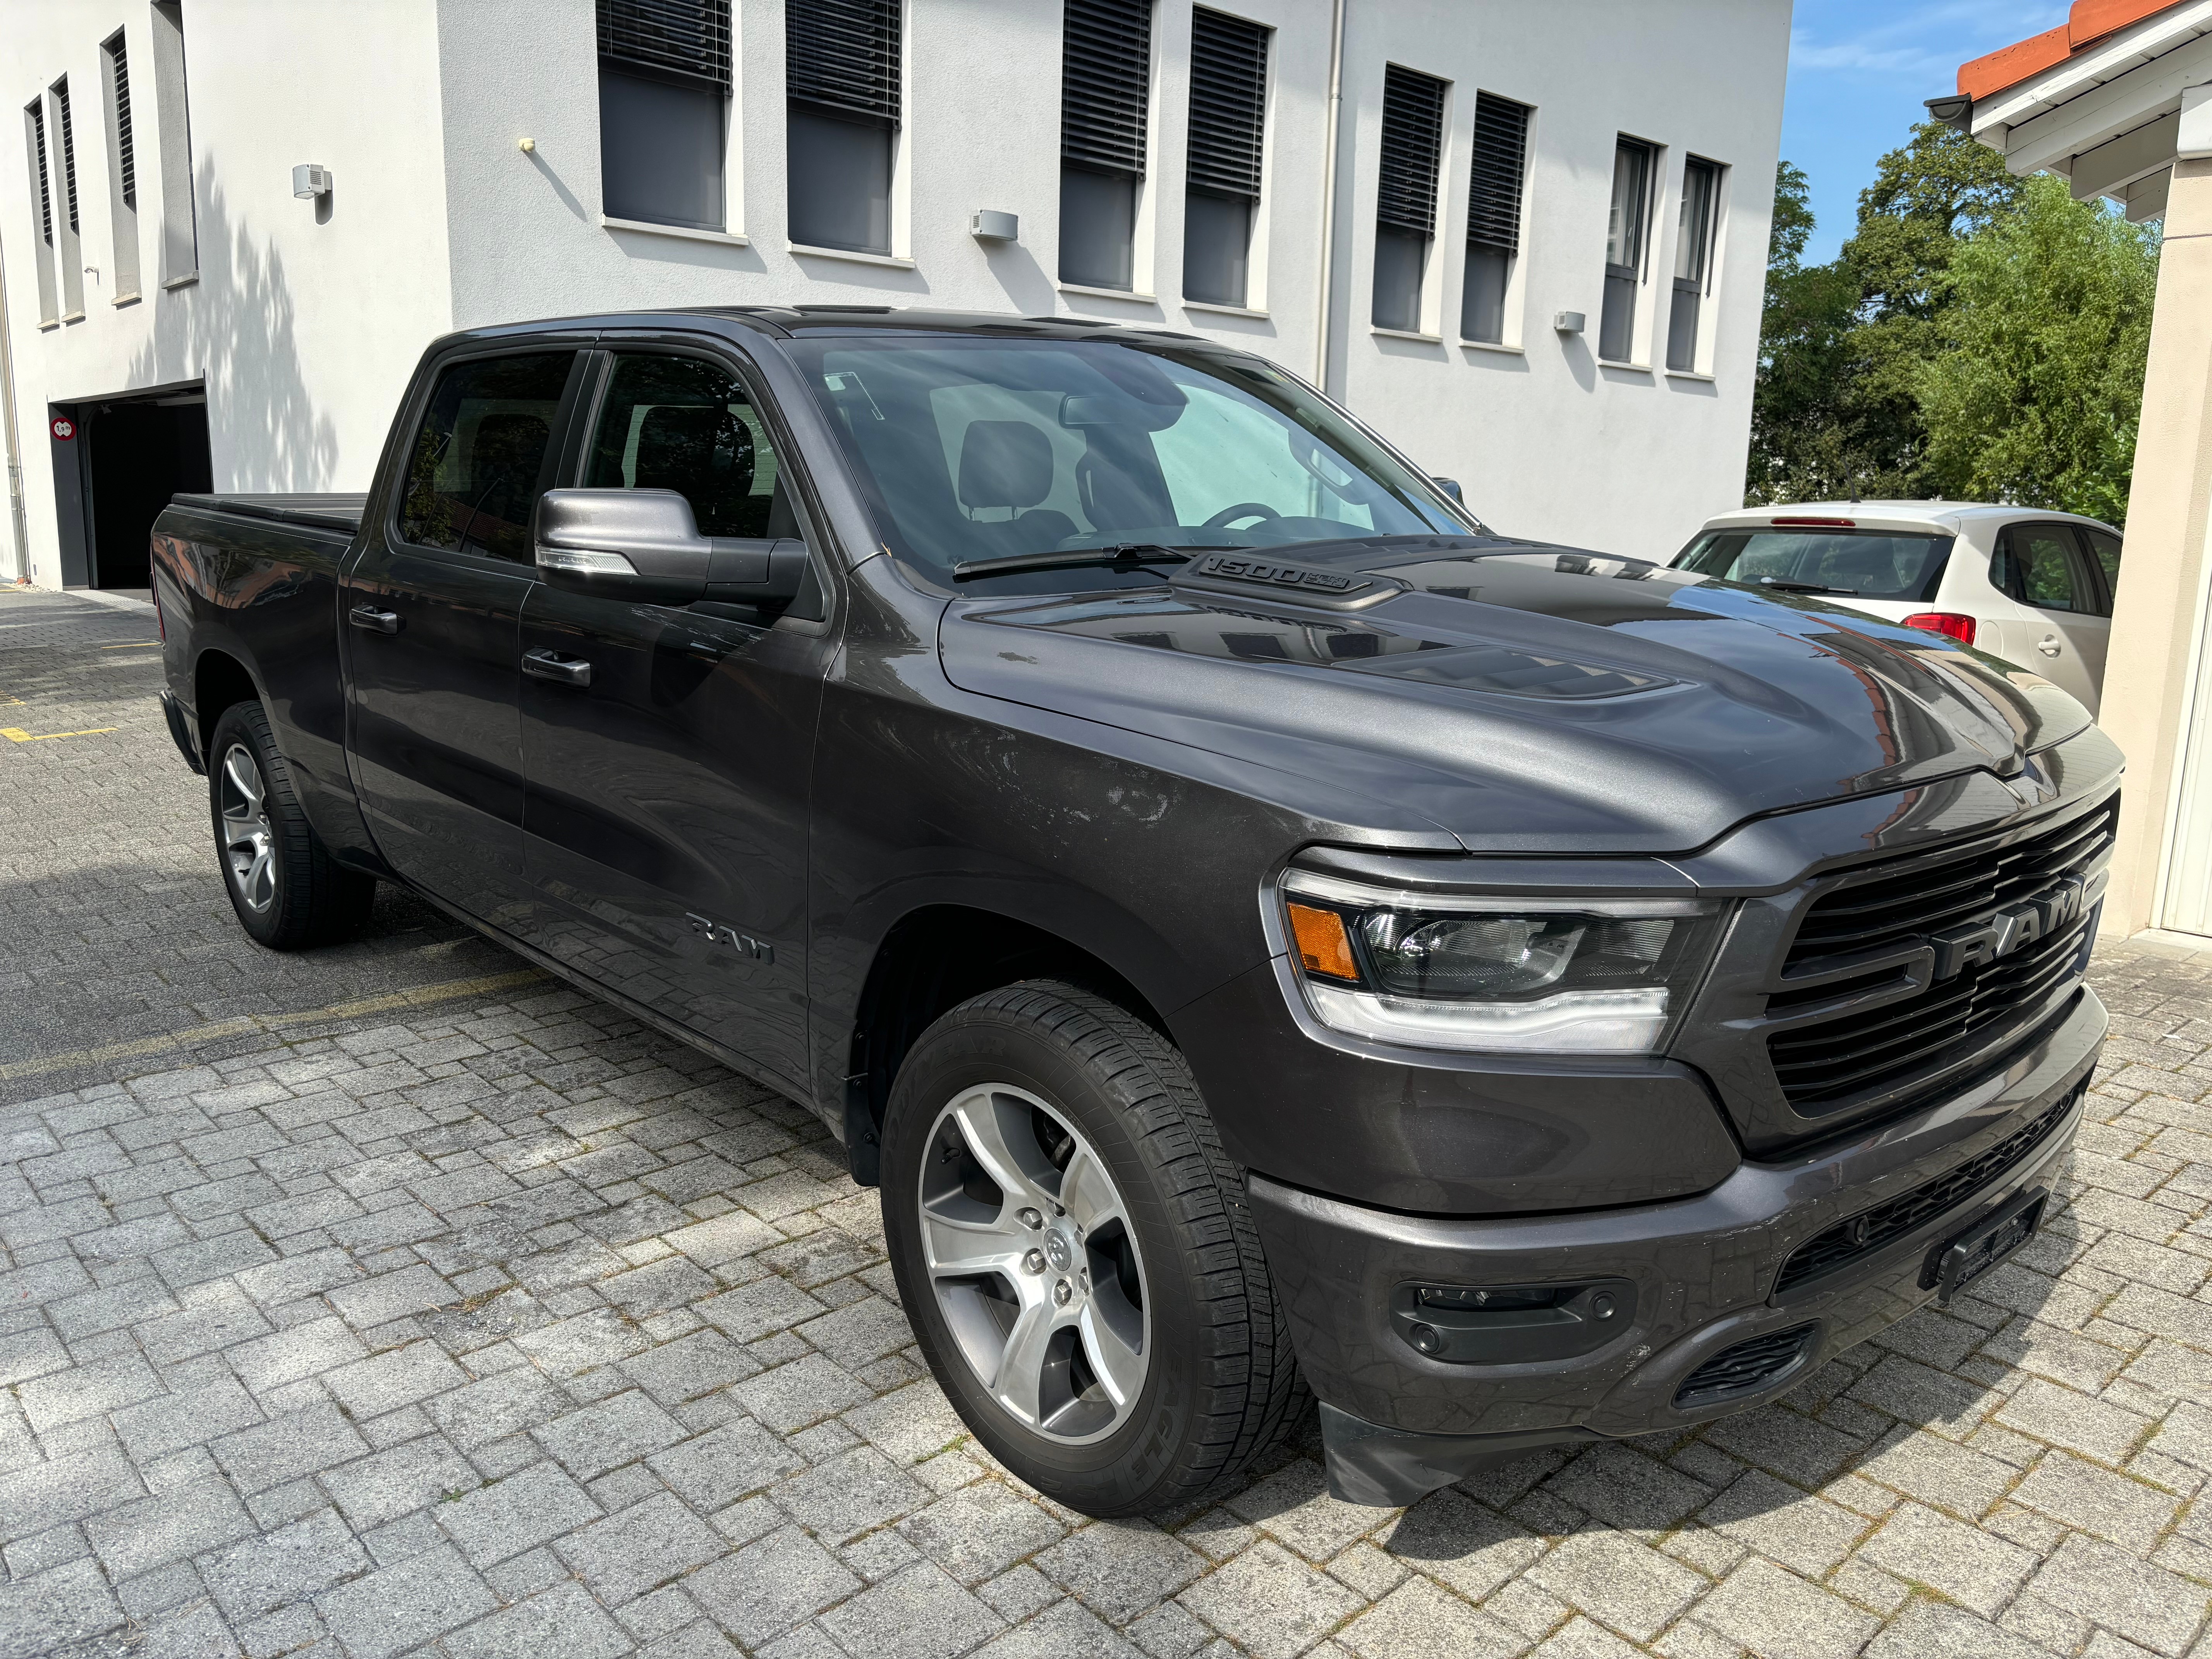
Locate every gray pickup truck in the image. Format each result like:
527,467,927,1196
152,306,2118,1513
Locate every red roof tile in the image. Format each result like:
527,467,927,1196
1957,0,2185,101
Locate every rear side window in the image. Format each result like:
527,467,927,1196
397,352,577,562
1674,528,1952,602
1992,526,2085,613
2083,527,2122,615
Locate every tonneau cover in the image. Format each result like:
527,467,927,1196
169,493,367,534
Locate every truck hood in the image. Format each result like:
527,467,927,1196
935,537,2094,853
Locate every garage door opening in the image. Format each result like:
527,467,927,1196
79,387,211,594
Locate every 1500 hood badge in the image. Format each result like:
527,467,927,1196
1174,554,1406,610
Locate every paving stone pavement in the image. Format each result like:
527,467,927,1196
4,581,2212,1658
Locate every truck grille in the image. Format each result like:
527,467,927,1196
1765,798,2116,1112
1772,1082,2081,1295
1675,1324,1817,1408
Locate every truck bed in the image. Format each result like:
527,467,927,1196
170,492,368,534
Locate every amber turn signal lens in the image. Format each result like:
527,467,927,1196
1287,902,1359,981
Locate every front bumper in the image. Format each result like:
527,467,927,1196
1252,986,2103,1505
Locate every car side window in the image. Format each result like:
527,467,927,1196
2083,528,2122,616
1991,527,2082,613
584,353,797,540
397,352,577,562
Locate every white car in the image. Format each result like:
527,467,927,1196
1672,501,2124,715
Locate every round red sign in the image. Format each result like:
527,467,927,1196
50,417,74,441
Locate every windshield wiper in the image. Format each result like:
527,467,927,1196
950,543,1223,581
1756,576,1860,596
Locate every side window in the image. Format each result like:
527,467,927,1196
2083,528,2122,616
1992,527,2082,612
584,354,794,539
397,352,576,562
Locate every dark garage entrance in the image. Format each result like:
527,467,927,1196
62,386,212,592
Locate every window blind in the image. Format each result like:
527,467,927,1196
1376,65,1444,237
597,0,732,91
1062,0,1151,178
54,82,78,234
787,0,902,127
1467,91,1527,254
1187,8,1266,201
28,101,51,245
108,34,135,208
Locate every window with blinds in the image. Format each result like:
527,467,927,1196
597,0,732,232
1373,64,1444,332
1462,91,1528,345
109,34,134,208
21,98,57,324
54,81,79,237
787,0,902,254
1184,8,1266,307
100,31,142,298
48,79,84,317
1060,0,1151,289
151,0,197,284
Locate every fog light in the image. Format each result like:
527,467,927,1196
1407,1322,1443,1356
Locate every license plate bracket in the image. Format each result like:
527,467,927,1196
1929,1187,2047,1306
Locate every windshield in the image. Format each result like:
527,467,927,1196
1674,527,1953,602
782,335,1475,593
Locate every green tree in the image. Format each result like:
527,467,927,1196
1918,174,2160,524
1747,124,2025,505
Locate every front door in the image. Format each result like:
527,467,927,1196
343,347,586,926
1990,523,2105,711
516,345,833,1088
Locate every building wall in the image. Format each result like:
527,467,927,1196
4,0,1789,588
1,0,453,586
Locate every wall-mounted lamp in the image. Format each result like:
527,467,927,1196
292,164,333,200
1553,311,1585,335
971,210,1018,242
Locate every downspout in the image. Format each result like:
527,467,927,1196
1312,0,1346,395
0,231,26,584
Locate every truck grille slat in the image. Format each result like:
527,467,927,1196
1772,1083,2081,1294
1764,798,2117,1113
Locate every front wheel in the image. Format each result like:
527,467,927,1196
208,701,375,950
880,981,1304,1516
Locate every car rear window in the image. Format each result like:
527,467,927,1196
1673,528,1953,603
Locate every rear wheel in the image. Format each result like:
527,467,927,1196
880,980,1304,1516
208,701,375,949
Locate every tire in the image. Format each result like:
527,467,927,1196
880,979,1305,1516
207,701,375,950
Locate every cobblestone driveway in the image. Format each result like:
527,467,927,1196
4,584,2210,1658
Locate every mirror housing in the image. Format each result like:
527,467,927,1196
534,489,808,606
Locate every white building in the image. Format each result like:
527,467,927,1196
1,0,1788,593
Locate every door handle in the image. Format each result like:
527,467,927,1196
522,648,591,687
348,606,402,635
2037,635,2063,656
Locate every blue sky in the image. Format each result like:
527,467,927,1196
1783,0,2069,263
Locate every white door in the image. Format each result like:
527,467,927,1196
1991,523,2104,710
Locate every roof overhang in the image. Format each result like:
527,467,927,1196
1950,0,2212,222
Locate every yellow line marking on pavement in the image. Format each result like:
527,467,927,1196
101,642,161,649
2,725,119,742
0,967,548,1082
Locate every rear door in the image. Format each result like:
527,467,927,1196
343,344,590,926
514,341,835,1088
1989,523,2103,710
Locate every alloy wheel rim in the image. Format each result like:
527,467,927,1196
218,743,278,914
918,1083,1150,1444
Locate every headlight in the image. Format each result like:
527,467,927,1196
1278,871,1723,1053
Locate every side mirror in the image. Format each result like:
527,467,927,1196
534,489,808,606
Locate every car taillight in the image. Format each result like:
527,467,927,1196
1901,612,1975,646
